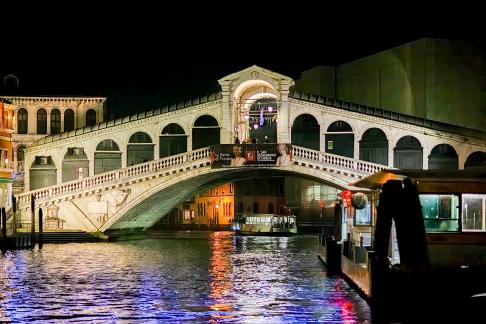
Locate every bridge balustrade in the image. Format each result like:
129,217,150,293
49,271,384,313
17,147,211,209
17,145,390,211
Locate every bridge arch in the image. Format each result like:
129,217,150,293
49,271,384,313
101,165,353,233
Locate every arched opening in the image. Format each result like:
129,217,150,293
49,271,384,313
62,148,89,182
359,128,388,165
95,139,122,174
16,144,26,173
86,109,97,126
50,108,61,134
30,156,56,190
192,115,220,150
428,144,458,170
127,132,154,166
248,98,278,143
17,108,28,134
394,135,423,169
326,121,354,158
64,109,75,132
160,123,187,158
464,151,486,170
37,108,47,134
291,114,319,150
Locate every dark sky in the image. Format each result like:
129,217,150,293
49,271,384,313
2,9,484,118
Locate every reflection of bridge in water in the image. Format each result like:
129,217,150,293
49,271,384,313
11,66,486,237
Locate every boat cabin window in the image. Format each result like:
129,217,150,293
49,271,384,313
419,194,459,232
462,194,486,231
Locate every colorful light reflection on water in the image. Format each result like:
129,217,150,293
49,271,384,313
0,232,370,322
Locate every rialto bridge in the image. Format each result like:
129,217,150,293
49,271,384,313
13,66,486,234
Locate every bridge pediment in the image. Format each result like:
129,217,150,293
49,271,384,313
218,65,294,98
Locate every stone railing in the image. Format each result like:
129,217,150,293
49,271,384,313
17,145,389,210
292,146,390,175
17,147,211,209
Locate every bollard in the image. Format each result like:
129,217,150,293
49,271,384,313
38,208,44,249
1,208,6,253
326,236,342,276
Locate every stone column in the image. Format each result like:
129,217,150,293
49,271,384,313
320,124,326,152
388,141,394,167
277,80,293,144
46,110,51,134
219,80,232,144
61,111,65,133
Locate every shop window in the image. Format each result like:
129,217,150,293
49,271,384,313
419,194,459,232
462,194,486,231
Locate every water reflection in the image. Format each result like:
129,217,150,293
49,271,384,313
0,232,369,322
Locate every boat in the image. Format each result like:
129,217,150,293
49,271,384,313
232,213,297,236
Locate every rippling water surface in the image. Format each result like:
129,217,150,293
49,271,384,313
0,232,370,322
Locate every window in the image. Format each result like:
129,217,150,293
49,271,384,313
355,203,371,225
37,108,47,134
419,194,459,232
86,109,97,126
17,108,28,134
462,194,486,231
50,109,61,134
64,109,75,131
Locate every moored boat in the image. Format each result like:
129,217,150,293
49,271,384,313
232,213,297,236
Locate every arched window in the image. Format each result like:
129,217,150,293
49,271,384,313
394,136,423,169
428,144,458,170
464,151,486,170
86,109,97,126
291,114,319,150
17,108,28,134
127,132,154,166
50,109,61,134
16,144,26,173
95,140,122,174
160,123,187,158
64,109,75,132
248,98,278,143
192,115,219,150
29,156,56,190
62,148,89,182
326,121,354,158
359,128,388,165
37,108,47,134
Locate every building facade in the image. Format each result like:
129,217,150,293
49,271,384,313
0,100,15,209
0,96,106,193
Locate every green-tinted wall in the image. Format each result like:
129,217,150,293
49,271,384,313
295,38,485,131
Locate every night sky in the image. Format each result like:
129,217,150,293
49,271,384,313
2,10,484,118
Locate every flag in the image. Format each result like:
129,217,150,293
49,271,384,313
259,108,264,126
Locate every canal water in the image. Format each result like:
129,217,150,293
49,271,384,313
0,232,370,322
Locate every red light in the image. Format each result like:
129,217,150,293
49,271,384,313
320,201,325,209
